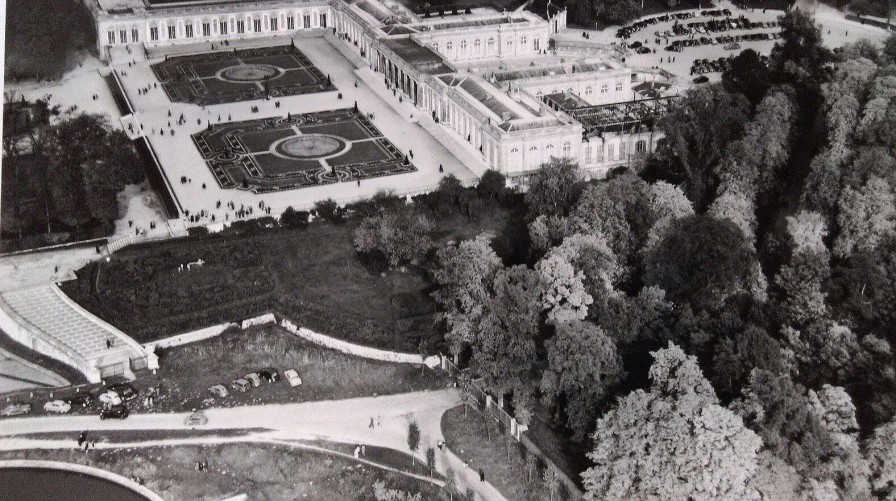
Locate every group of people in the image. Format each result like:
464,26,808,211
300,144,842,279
77,431,96,452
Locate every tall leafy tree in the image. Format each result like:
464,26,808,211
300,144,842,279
536,253,593,323
582,343,762,500
657,84,751,210
541,320,624,440
524,157,582,220
644,215,756,311
473,265,544,394
834,176,896,258
432,237,502,355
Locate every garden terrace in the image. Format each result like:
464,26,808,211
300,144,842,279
191,108,416,192
150,44,335,105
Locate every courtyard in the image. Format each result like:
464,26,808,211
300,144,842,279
151,44,335,105
193,108,416,191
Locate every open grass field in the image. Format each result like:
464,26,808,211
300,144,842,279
192,108,415,191
151,45,335,105
61,200,517,351
0,442,443,501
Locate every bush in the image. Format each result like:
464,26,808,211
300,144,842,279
280,207,310,229
314,199,345,224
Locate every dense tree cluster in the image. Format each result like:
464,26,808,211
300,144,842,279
2,112,144,242
429,13,896,500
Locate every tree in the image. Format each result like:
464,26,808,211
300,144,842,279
644,215,756,311
547,233,620,300
477,169,506,201
314,198,344,224
568,184,635,270
280,206,309,228
773,251,829,327
541,320,624,440
884,32,896,64
596,286,673,346
441,469,457,501
432,237,502,355
433,174,464,214
426,447,436,478
834,176,896,258
657,84,751,210
353,209,434,266
582,343,762,501
524,158,582,219
407,421,420,465
866,417,896,499
708,184,756,244
770,9,832,83
711,326,786,396
644,181,694,250
474,265,544,394
536,253,593,323
786,211,828,254
543,465,561,501
722,49,771,105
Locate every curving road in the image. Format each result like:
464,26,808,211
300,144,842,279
0,389,507,501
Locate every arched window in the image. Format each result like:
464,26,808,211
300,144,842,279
520,35,527,45
585,86,593,96
566,88,573,93
601,84,608,94
474,39,481,52
511,147,519,152
563,141,571,155
530,145,537,151
460,39,467,51
546,144,554,150
536,91,543,98
636,140,646,153
585,145,592,161
487,37,495,53
552,88,559,94
446,41,453,51
433,42,439,51
616,82,623,91
506,39,513,47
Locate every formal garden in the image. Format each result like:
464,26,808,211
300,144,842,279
192,108,416,191
151,44,335,105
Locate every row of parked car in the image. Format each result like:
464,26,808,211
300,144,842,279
691,57,736,75
0,382,139,419
208,367,302,398
616,11,703,39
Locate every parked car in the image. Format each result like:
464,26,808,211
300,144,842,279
693,75,710,84
64,393,94,408
258,368,279,383
723,42,741,50
283,369,303,387
99,391,122,407
1,403,32,417
244,373,262,388
100,404,129,420
43,400,72,414
636,46,651,54
208,384,230,398
107,383,138,401
230,378,251,392
184,411,208,426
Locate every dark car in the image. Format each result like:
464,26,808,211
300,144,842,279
107,383,138,401
258,368,280,383
64,393,95,408
693,75,710,84
100,404,129,420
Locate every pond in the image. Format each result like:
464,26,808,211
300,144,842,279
0,467,150,501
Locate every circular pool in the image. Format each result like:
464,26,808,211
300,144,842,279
0,466,154,501
275,135,344,158
220,64,281,82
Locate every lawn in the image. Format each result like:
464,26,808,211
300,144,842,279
0,442,444,501
0,324,450,417
61,199,517,351
441,405,570,501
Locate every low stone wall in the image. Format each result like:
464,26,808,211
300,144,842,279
0,460,164,501
240,313,276,330
143,323,236,350
0,298,101,384
279,318,427,364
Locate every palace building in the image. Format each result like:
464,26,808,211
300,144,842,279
88,0,672,180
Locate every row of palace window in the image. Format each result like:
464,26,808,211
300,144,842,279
533,82,624,99
109,12,327,44
433,35,540,56
582,140,647,163
510,141,572,156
